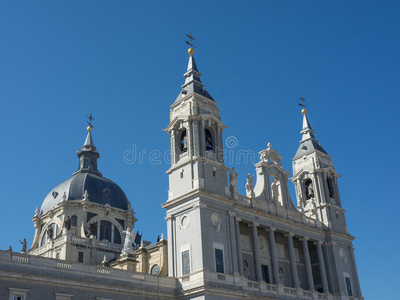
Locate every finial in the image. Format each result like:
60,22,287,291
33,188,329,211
185,33,196,55
298,96,307,114
86,112,94,131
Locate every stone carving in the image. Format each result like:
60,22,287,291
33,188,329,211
229,167,239,199
19,239,27,253
245,174,255,198
339,248,348,264
306,181,314,199
64,216,72,230
229,167,238,187
279,267,285,284
83,190,89,202
243,259,250,278
47,225,54,240
87,221,98,237
122,228,135,255
134,231,142,247
211,213,221,232
271,178,280,203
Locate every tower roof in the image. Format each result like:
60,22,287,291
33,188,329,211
294,113,328,158
40,122,130,214
174,50,214,103
75,125,101,176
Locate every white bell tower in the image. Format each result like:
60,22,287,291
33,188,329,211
291,109,347,233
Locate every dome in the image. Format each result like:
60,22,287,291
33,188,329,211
41,172,130,214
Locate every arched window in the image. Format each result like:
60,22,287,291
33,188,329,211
205,129,213,152
114,227,121,244
151,264,160,275
71,215,77,227
304,179,314,199
100,220,112,242
327,177,335,198
180,130,187,153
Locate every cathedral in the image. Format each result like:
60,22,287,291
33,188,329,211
0,46,363,300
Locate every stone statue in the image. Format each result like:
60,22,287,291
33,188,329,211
271,178,280,203
8,245,12,252
134,231,142,247
245,174,255,198
307,181,314,198
279,267,285,284
87,221,98,237
182,135,188,152
122,228,135,255
47,225,54,240
64,216,72,230
229,167,238,188
19,239,27,253
243,259,250,278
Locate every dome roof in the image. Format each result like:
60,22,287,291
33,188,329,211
41,172,130,214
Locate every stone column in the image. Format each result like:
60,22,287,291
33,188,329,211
268,227,279,284
192,120,200,157
170,129,176,164
166,215,175,277
300,237,314,290
285,233,299,287
315,241,329,293
228,212,239,274
187,120,192,157
251,223,262,281
234,217,243,276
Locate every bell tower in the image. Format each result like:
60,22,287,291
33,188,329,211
164,47,229,201
291,109,347,233
163,44,235,284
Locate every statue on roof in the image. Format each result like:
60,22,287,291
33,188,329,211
122,228,135,255
19,239,27,253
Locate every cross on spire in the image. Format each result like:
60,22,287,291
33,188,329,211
185,33,196,48
298,96,307,108
87,112,95,127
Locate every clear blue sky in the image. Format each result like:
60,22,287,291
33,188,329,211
0,1,399,299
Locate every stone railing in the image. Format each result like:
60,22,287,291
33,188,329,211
11,253,30,264
70,236,122,252
95,240,123,251
71,236,90,246
57,261,72,270
1,250,177,288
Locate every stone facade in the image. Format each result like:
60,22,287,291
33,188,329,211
0,49,362,300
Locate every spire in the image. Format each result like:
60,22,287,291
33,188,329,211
174,47,214,103
74,122,101,176
294,110,328,158
83,130,94,148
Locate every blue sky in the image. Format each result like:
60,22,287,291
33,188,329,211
0,1,399,298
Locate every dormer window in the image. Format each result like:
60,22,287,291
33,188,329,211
180,130,188,153
205,129,213,152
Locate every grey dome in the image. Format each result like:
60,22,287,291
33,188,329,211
41,172,130,214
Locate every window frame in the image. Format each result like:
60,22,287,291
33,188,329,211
213,242,225,274
8,288,29,300
343,272,353,296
